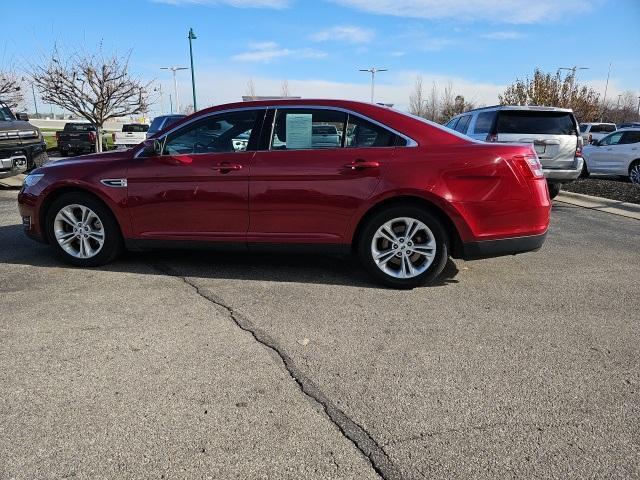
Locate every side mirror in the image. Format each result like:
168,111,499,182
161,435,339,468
16,112,29,121
141,138,163,156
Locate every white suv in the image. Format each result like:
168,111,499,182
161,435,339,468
582,128,640,183
579,122,617,144
445,105,584,198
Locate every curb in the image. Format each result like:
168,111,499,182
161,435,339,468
556,191,640,221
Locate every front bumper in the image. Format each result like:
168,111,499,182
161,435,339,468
543,157,584,183
0,154,28,179
461,232,547,260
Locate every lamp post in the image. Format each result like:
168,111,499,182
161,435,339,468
188,28,197,112
359,67,388,103
557,66,589,102
154,84,164,115
160,66,188,113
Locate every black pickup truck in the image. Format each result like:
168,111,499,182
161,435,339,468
56,123,101,155
0,102,48,179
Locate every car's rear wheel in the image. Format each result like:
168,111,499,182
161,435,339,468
357,206,449,289
580,161,589,178
629,161,640,184
548,182,561,199
45,193,121,267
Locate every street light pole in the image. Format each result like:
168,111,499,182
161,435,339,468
600,62,611,122
31,83,38,117
359,67,388,103
154,84,164,115
188,28,197,111
557,66,589,103
161,66,188,113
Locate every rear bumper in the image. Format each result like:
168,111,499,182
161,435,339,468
461,232,547,260
543,157,584,183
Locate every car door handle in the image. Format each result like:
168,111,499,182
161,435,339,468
212,162,242,172
344,160,380,170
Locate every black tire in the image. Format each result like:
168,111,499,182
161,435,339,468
31,151,49,169
579,161,589,178
629,160,640,184
45,192,122,267
357,206,449,289
548,182,561,199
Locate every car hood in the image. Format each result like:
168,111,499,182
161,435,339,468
38,150,133,172
0,120,38,132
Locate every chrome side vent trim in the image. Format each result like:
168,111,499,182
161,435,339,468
100,178,128,188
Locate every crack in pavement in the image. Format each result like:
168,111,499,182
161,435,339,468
150,261,402,480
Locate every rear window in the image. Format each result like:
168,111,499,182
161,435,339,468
123,124,149,133
64,123,95,132
497,111,577,135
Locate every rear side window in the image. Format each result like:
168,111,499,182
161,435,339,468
346,115,397,148
445,117,459,130
123,124,149,133
454,115,471,134
474,112,497,134
271,109,346,150
497,111,577,135
620,131,640,144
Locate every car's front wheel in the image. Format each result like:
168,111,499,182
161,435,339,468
45,193,121,267
547,182,561,199
357,206,449,289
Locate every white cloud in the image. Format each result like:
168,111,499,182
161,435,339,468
232,42,327,62
330,0,592,24
310,25,375,44
151,0,289,7
481,31,524,40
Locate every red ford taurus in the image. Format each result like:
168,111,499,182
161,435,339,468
18,99,550,288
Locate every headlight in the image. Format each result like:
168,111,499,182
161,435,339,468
23,174,44,187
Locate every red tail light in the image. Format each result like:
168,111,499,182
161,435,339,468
486,133,498,142
575,139,583,158
512,154,544,179
89,131,96,143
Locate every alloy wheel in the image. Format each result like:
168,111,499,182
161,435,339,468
53,204,105,259
630,164,640,184
371,217,436,279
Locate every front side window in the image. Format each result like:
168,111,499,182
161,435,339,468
163,110,259,155
600,132,623,146
271,109,346,150
445,117,459,130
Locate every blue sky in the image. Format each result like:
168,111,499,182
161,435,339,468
3,0,639,115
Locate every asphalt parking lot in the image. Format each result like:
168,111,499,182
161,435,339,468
1,189,638,479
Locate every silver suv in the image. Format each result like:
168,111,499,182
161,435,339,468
445,106,584,198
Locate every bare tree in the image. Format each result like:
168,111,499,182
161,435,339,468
408,75,425,117
602,90,640,124
280,80,290,97
0,69,24,109
31,47,150,152
245,78,257,100
499,68,601,122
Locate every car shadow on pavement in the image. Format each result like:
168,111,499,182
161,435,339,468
0,224,460,289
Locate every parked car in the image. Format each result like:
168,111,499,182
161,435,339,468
113,123,149,149
582,128,640,183
445,105,584,198
312,124,341,147
56,123,101,156
146,114,186,138
18,99,550,288
617,122,640,130
0,102,48,179
579,122,617,144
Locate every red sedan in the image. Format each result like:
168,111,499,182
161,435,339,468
18,99,550,288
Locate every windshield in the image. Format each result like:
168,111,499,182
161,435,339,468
0,105,16,121
497,111,577,135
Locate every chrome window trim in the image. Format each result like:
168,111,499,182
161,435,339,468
134,104,418,158
266,105,417,151
133,106,266,159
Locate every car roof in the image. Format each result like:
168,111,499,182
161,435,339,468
580,122,616,126
461,104,575,114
